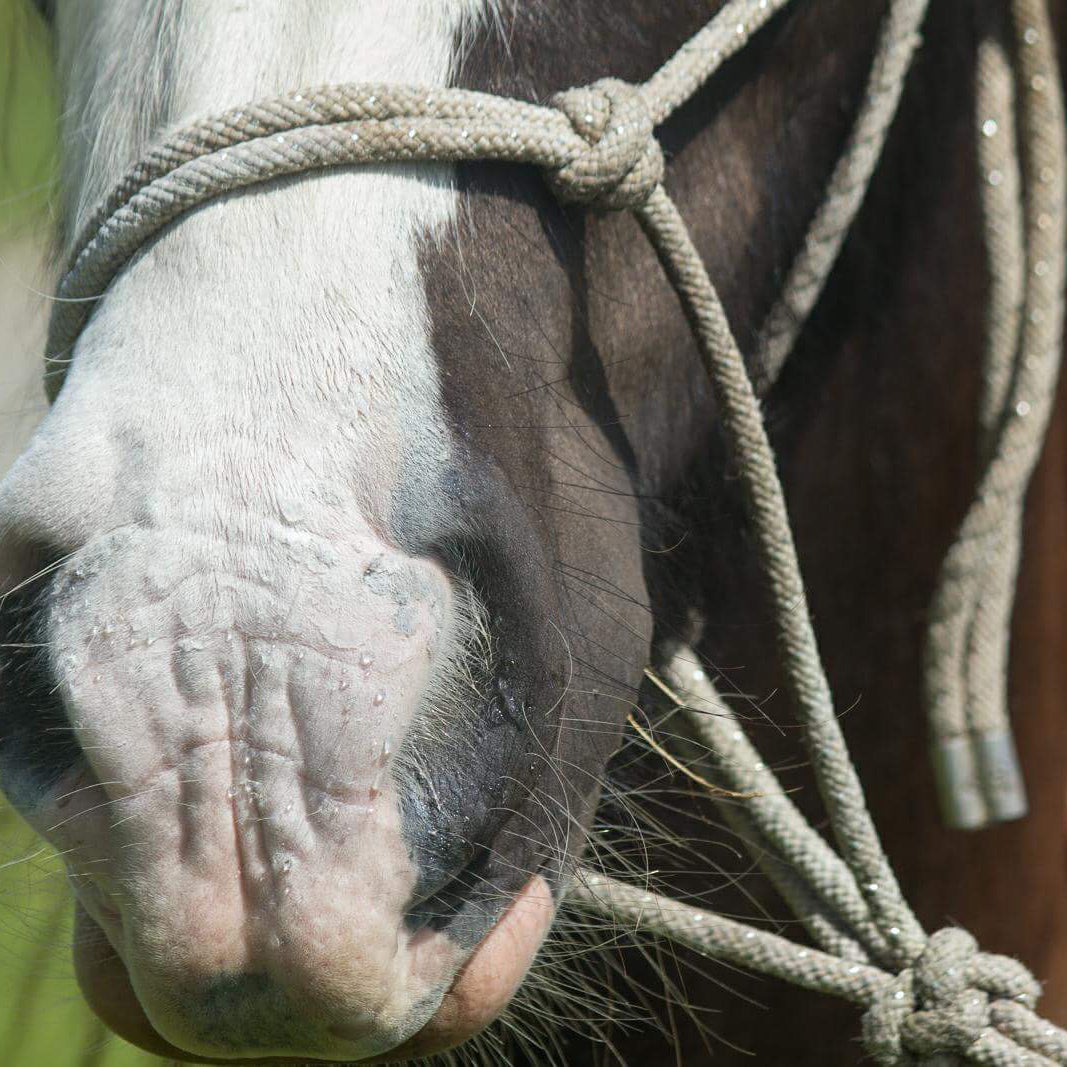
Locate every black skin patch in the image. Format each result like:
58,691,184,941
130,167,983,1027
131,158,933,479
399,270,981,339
181,972,311,1055
399,2,734,951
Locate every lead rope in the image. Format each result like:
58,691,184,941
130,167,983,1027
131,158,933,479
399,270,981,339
925,15,1032,830
924,0,1067,829
40,0,1067,1060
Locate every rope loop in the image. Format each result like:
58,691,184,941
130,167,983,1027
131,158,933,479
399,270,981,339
547,78,664,210
862,928,1042,1064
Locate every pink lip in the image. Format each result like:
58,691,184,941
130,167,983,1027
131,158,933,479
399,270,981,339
370,875,555,1063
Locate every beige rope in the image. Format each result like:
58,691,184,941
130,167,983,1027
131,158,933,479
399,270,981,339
570,874,1062,1066
924,23,1027,830
755,0,929,386
925,0,1067,829
40,0,1067,1060
639,0,792,126
633,178,928,960
648,658,892,966
589,647,1067,1064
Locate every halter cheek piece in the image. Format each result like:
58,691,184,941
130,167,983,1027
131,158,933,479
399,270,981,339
42,0,1067,1060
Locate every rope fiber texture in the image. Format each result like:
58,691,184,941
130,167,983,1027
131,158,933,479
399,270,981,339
924,0,1067,830
41,0,1067,1061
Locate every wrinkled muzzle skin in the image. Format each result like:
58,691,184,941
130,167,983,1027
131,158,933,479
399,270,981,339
0,516,556,1061
0,1,654,1062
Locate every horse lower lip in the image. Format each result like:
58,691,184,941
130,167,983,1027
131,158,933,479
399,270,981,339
142,878,550,1065
379,874,555,1061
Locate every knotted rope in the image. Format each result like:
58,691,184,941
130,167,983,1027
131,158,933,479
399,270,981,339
41,0,1067,1060
571,874,1065,1065
589,649,1067,1064
545,79,664,209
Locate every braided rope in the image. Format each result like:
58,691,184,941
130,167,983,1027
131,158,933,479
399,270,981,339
925,0,1067,829
634,178,928,962
41,0,1067,1060
571,874,1063,1066
755,0,929,386
43,0,794,394
577,649,1067,1064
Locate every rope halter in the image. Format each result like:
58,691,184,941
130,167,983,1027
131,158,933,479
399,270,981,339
39,0,1067,1060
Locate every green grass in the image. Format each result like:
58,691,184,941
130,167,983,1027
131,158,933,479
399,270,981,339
0,0,58,234
0,803,169,1066
0,4,169,1063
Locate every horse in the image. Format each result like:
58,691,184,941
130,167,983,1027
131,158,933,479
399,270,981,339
2,0,1066,1063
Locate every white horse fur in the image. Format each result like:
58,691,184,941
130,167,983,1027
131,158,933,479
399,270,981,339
0,2,557,1062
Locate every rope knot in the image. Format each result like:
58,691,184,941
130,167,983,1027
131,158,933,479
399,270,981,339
547,78,664,210
862,928,1041,1064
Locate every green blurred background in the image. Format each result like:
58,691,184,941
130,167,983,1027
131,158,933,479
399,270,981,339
1,2,168,1063
1,0,55,234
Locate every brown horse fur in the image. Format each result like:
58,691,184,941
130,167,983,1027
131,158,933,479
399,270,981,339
421,0,1067,1061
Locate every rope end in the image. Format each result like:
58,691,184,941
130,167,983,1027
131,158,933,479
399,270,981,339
931,731,1027,830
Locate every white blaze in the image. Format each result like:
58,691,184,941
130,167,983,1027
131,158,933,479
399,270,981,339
0,1,525,1061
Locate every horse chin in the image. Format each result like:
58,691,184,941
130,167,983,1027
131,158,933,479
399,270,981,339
73,875,555,1064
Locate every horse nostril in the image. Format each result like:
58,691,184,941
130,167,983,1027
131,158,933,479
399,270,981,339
0,576,85,806
405,847,493,935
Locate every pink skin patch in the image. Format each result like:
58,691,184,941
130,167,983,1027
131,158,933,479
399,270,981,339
73,875,556,1063
3,523,551,1061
